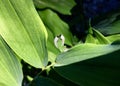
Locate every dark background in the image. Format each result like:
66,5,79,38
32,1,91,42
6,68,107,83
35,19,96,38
59,0,120,39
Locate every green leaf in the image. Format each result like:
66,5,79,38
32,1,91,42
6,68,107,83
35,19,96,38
55,43,120,66
33,0,76,15
48,69,79,86
38,9,73,46
93,29,110,44
94,13,120,35
85,22,96,44
0,36,23,86
29,76,61,86
48,51,57,63
0,0,48,68
106,34,120,43
85,34,96,43
47,27,60,54
46,27,60,62
55,50,120,86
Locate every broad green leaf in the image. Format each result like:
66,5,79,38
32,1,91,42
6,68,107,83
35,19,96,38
55,50,120,86
33,0,76,15
0,0,48,68
38,9,73,46
55,43,120,66
94,13,120,35
29,76,61,86
0,36,23,86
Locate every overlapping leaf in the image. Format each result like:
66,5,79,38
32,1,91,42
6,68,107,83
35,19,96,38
0,0,48,68
33,0,76,15
0,36,23,86
48,69,79,86
38,9,73,46
55,50,120,86
106,34,120,43
55,43,120,66
46,27,60,62
94,13,120,35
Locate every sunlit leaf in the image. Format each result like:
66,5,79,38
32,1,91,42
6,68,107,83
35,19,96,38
55,43,120,66
48,51,57,63
0,36,23,86
33,0,76,15
93,29,110,44
0,0,48,68
106,34,120,43
85,34,96,43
